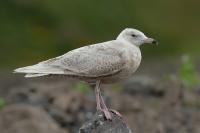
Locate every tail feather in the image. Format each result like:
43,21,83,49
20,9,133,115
14,64,65,75
25,73,49,78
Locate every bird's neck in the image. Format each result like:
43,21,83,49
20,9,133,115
117,37,140,49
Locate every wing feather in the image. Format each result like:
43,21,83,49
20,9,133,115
14,40,126,78
41,40,126,77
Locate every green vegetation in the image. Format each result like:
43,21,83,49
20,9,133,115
73,82,90,93
178,55,199,89
0,98,6,110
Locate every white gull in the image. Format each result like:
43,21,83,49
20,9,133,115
14,28,157,120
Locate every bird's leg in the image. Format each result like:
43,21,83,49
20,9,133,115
95,80,102,111
99,88,122,118
98,84,112,120
110,109,122,118
95,80,112,120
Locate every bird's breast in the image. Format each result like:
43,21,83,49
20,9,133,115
100,47,141,84
123,45,142,76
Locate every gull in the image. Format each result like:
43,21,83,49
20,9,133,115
14,28,157,120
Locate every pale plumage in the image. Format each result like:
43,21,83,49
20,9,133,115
14,28,157,120
14,40,141,83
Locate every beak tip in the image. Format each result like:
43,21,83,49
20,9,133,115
144,38,158,45
152,40,158,45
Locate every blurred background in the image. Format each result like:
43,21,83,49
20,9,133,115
0,0,200,133
0,0,200,69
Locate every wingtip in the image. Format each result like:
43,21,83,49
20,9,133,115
13,68,21,73
13,69,19,73
13,67,26,73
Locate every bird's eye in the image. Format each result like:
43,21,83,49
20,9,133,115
131,34,136,37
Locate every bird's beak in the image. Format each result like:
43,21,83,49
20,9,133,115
143,38,158,45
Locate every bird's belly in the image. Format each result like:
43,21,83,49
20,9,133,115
101,56,141,83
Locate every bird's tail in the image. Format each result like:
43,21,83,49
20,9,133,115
14,64,64,78
25,73,49,78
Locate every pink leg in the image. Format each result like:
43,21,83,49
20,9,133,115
110,109,122,117
99,89,122,118
95,80,112,120
98,91,112,119
95,80,101,111
99,91,125,123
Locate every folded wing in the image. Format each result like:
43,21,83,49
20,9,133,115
14,40,126,78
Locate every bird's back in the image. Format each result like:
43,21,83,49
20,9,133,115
14,40,136,82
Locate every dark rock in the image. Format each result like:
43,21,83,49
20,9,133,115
79,111,133,133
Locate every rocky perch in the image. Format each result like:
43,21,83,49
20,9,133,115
79,111,133,133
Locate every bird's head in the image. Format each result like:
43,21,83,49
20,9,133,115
117,28,157,46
